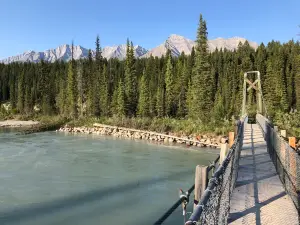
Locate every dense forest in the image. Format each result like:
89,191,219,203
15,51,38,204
0,15,300,133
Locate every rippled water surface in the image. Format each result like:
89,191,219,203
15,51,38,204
0,129,218,225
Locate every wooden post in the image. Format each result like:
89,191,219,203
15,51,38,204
229,132,235,148
194,165,208,211
234,120,239,136
220,143,228,165
280,130,287,138
289,137,296,149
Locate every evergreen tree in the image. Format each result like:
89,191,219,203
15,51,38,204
125,39,137,116
177,61,188,117
95,35,103,67
295,55,300,111
213,92,225,120
66,43,78,118
100,64,110,116
189,14,213,121
156,86,165,117
56,76,66,115
117,79,126,117
77,60,84,117
24,65,35,114
147,56,158,117
94,35,102,116
86,49,94,116
9,67,16,108
39,60,53,115
279,48,289,112
165,50,174,116
255,43,267,83
137,70,150,117
17,69,25,112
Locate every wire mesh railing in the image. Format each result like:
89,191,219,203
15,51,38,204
256,114,300,214
185,116,247,225
153,156,221,225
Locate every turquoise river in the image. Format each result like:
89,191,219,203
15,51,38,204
0,129,218,225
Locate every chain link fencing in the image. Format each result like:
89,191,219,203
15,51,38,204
185,116,247,225
256,114,300,214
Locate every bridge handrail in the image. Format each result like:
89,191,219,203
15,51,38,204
185,116,247,225
153,155,221,224
256,114,300,213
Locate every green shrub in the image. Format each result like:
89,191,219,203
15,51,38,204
65,116,235,136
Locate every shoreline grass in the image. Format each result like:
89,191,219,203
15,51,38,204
1,111,235,136
67,116,234,137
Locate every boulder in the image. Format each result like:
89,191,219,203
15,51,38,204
169,138,174,143
221,137,228,144
205,139,211,145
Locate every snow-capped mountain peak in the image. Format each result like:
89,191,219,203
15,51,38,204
1,44,148,64
142,34,258,58
0,35,258,64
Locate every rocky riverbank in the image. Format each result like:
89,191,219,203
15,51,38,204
57,123,228,148
0,120,39,127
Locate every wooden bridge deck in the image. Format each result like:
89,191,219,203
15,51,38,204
228,123,299,225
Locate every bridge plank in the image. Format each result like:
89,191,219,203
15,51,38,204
228,124,299,225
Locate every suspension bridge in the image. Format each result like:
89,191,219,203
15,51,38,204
155,71,300,225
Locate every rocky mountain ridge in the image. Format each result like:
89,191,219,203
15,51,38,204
0,34,258,63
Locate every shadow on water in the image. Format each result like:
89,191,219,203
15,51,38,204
0,169,194,224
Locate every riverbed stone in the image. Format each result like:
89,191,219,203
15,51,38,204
168,138,174,143
58,125,223,148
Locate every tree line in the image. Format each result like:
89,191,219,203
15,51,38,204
1,14,300,123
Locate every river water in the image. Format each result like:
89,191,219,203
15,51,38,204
0,129,218,225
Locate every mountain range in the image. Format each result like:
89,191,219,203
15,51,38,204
0,34,258,64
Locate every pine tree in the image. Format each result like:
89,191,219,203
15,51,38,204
279,47,289,112
100,64,109,116
86,49,94,116
255,43,267,83
147,56,158,117
111,83,119,114
0,66,9,102
156,86,164,118
24,68,33,114
66,42,78,118
17,69,25,112
295,55,300,111
213,92,225,120
9,67,17,108
39,60,53,115
95,35,103,67
77,60,84,117
186,79,193,116
94,35,102,116
66,61,75,117
189,14,213,121
137,70,150,117
125,39,137,116
165,50,174,116
117,79,126,117
177,61,188,117
56,77,66,115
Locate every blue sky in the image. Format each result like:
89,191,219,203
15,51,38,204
0,0,299,59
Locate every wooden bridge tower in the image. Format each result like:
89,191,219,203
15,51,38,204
241,71,264,116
